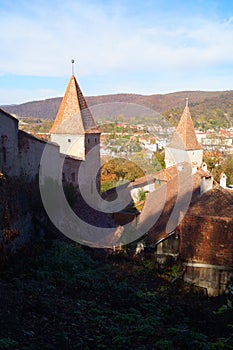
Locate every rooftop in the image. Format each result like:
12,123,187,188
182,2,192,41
168,104,202,151
50,75,100,135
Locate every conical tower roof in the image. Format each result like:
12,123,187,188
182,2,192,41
168,102,202,150
50,75,100,134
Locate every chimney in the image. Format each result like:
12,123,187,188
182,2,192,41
201,162,208,172
220,172,227,189
200,176,213,195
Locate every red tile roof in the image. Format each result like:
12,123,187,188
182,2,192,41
141,164,213,245
50,75,100,135
168,105,202,150
186,186,233,218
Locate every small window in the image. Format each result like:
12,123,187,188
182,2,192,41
68,139,71,143
2,147,6,163
38,164,42,175
95,138,97,143
62,172,66,182
71,172,75,182
88,138,90,144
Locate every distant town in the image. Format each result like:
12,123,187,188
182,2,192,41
14,114,233,190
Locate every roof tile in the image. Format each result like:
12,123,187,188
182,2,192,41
169,105,202,150
50,75,100,134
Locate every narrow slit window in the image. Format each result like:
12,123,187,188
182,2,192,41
3,147,6,163
71,172,75,182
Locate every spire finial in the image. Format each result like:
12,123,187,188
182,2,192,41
71,59,75,75
186,97,189,107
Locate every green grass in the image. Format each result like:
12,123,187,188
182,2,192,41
0,239,232,349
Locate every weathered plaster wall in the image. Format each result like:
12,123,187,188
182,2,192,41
0,109,87,261
18,130,46,179
62,155,82,186
18,130,61,181
0,175,48,261
0,110,19,177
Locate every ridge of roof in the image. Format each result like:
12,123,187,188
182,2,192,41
0,108,19,123
50,75,100,135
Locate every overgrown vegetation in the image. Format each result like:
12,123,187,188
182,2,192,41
100,150,165,193
204,153,233,186
101,158,145,192
0,240,232,349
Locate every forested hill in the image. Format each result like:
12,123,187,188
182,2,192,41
2,90,233,129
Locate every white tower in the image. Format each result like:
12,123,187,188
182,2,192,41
165,98,203,169
50,67,101,190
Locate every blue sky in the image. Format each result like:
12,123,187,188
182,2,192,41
1,0,233,104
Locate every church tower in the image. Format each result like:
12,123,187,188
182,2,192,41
50,71,101,189
165,99,203,169
50,74,101,159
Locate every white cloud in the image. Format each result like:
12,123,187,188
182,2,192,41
0,0,233,103
0,1,233,77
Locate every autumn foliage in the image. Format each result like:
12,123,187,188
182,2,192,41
101,158,145,191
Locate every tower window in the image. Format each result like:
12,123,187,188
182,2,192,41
71,172,75,182
88,138,90,144
95,138,97,143
62,172,66,182
2,147,6,163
